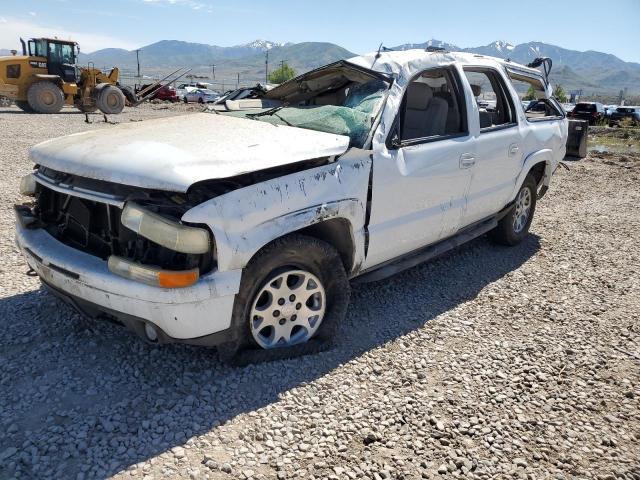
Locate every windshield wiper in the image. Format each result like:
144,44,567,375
246,106,285,118
246,105,294,127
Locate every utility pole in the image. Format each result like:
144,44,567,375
265,50,269,85
237,72,240,88
210,64,215,81
135,49,141,83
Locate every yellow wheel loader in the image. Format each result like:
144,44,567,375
0,37,135,114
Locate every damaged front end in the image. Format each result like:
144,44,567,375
18,167,217,286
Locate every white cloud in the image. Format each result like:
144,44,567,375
28,11,36,16
142,0,211,12
0,17,137,53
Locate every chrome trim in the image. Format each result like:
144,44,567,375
33,171,125,208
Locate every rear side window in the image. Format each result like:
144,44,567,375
463,68,517,130
506,71,563,121
399,67,467,142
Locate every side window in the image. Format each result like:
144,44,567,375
507,72,563,121
399,68,467,142
463,68,517,130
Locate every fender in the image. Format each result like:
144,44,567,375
510,148,554,201
182,152,372,272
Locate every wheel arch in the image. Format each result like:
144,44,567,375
510,149,555,202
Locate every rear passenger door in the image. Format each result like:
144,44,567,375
461,67,522,225
364,67,474,269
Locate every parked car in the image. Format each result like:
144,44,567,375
212,84,276,111
184,88,219,104
609,106,640,125
604,105,618,119
567,102,605,125
137,84,178,102
15,50,567,363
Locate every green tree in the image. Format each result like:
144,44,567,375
523,85,537,101
268,62,296,84
553,84,568,103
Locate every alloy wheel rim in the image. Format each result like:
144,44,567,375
513,187,532,233
250,269,326,349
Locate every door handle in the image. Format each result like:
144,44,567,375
509,144,520,156
459,153,476,169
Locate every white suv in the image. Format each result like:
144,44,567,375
15,49,567,363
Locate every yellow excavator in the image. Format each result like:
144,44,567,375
0,37,136,114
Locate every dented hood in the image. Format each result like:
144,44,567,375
29,113,350,192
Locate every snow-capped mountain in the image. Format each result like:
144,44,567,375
241,39,288,51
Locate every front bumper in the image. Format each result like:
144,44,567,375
15,208,242,345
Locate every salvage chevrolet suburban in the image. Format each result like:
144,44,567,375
15,50,567,363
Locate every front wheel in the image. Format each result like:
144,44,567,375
96,84,125,114
489,174,537,246
218,234,350,365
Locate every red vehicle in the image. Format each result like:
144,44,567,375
138,84,178,102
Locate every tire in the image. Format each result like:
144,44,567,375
218,234,350,366
96,85,125,114
198,98,204,104
120,86,137,105
184,97,188,104
27,82,64,114
14,100,34,112
489,174,537,246
0,96,12,107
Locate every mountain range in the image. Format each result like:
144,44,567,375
3,38,638,96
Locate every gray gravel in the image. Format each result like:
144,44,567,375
1,104,639,480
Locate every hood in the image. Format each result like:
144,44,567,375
29,113,350,192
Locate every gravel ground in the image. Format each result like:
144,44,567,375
1,105,639,480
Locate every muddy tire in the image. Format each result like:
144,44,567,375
27,82,64,114
96,85,125,114
217,234,350,366
489,174,537,246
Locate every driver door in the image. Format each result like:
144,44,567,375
47,42,77,82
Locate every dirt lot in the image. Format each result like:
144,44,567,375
0,105,639,480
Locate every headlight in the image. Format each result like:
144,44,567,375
19,173,36,196
121,202,210,254
108,256,199,288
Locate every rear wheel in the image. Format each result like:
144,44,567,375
489,174,537,246
27,82,64,114
218,234,350,365
96,85,125,114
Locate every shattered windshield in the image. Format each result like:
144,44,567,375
222,78,388,148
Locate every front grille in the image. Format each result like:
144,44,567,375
33,183,211,273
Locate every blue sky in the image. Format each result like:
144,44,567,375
1,0,639,62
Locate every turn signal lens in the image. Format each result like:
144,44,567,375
158,270,199,288
108,256,199,288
